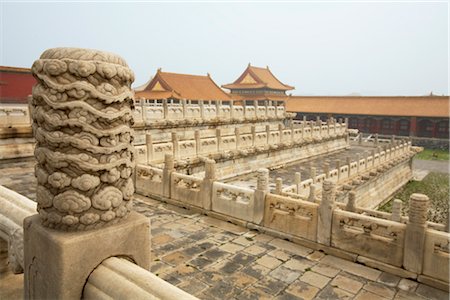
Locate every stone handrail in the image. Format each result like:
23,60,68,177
0,105,31,127
0,185,36,273
136,122,348,164
83,257,198,300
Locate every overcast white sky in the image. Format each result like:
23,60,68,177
1,1,448,96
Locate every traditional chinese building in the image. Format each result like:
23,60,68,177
0,66,36,104
134,69,231,103
222,64,293,104
287,95,449,139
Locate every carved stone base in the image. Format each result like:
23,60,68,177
24,211,150,300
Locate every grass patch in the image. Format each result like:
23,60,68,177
416,148,449,161
379,172,449,224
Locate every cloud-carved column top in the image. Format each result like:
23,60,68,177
31,47,136,231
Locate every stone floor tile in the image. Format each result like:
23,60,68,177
233,235,256,246
253,233,274,243
299,271,331,289
320,255,382,281
150,261,172,274
311,263,340,278
201,248,229,261
161,250,190,266
315,285,354,299
306,250,326,261
181,244,205,257
243,244,267,256
211,232,238,244
229,271,258,289
238,286,273,300
397,278,418,292
219,242,244,254
285,280,320,300
363,281,397,299
199,216,247,234
212,259,244,275
415,283,450,300
241,263,271,280
377,272,401,288
231,252,257,266
177,278,209,295
256,255,283,269
354,289,388,300
274,292,303,300
394,289,428,300
202,281,243,300
152,233,175,245
270,265,302,284
268,249,292,262
330,274,364,294
269,238,313,257
194,270,225,286
188,257,214,269
283,257,315,272
253,277,288,296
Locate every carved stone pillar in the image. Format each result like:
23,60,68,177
171,132,179,159
254,168,269,224
403,193,429,273
266,124,271,145
216,128,222,151
275,178,283,195
230,101,234,119
182,99,187,119
251,125,256,147
317,180,336,245
336,160,341,181
310,166,317,183
195,130,201,155
346,191,356,212
163,99,168,119
162,153,175,198
201,159,216,210
323,163,330,178
235,127,241,149
146,134,153,164
308,184,316,203
215,100,220,118
25,47,149,300
391,199,403,222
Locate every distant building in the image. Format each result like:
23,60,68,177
134,69,231,103
287,96,449,139
222,64,293,104
0,66,36,104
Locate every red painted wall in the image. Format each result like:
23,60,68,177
0,70,36,103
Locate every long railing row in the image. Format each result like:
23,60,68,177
135,121,348,164
135,141,449,290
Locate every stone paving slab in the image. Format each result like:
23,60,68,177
0,158,449,300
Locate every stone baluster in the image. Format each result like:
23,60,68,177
336,160,341,181
278,123,283,143
346,191,356,212
344,118,348,129
182,99,187,119
24,47,149,299
140,97,145,123
201,159,216,210
371,150,376,167
216,128,222,151
264,100,269,118
195,130,201,155
163,99,168,119
391,135,395,144
250,125,256,147
346,157,351,177
295,172,301,193
403,193,429,273
323,163,330,178
235,127,241,149
171,132,179,159
275,178,283,195
243,103,247,119
274,101,278,117
364,152,369,170
316,116,321,126
308,184,316,202
391,199,403,222
266,124,271,145
317,180,336,245
356,154,361,174
301,119,305,140
310,166,317,183
254,168,269,224
146,133,153,164
199,100,205,120
230,101,234,119
215,100,220,118
374,133,379,146
358,133,362,145
163,153,175,198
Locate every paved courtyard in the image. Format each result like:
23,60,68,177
0,158,449,299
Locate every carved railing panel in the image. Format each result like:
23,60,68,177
212,182,256,222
